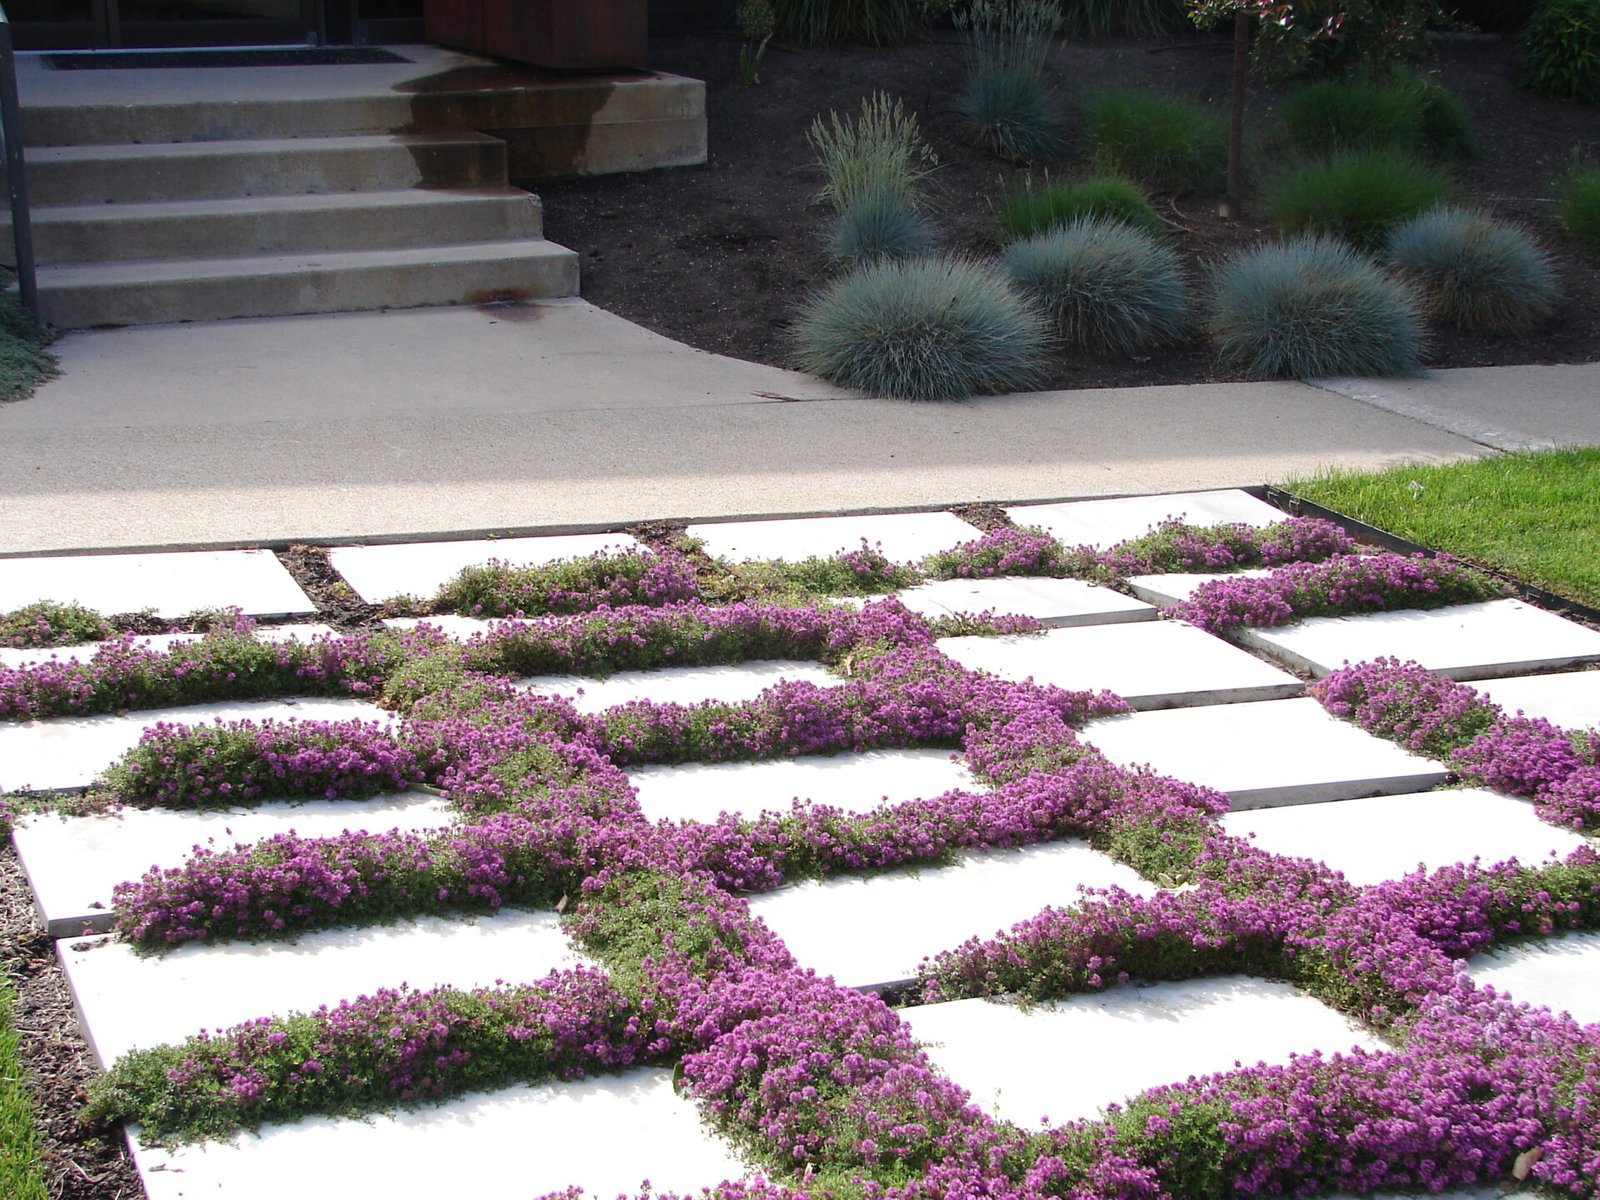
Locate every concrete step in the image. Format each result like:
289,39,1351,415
36,239,580,327
22,133,508,206
4,187,544,265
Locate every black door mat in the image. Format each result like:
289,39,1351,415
44,47,412,69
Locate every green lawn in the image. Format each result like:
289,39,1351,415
1,981,49,1200
1283,448,1600,607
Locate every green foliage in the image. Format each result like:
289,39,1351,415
790,254,1052,400
1003,216,1189,354
1264,150,1454,248
772,0,926,44
0,984,49,1200
806,92,939,211
953,0,1064,162
1208,234,1426,380
1083,87,1228,192
0,601,115,649
1519,0,1600,102
1189,0,1441,79
1057,0,1189,37
996,175,1163,240
738,0,776,83
1383,207,1558,332
828,182,937,265
0,290,58,404
1278,75,1476,161
715,545,922,603
1556,164,1600,246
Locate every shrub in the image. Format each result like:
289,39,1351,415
1264,150,1454,248
1208,235,1425,380
806,92,938,211
1556,165,1600,246
1384,207,1558,332
1003,216,1188,355
1519,0,1600,102
1082,88,1227,193
790,254,1051,400
953,0,1063,162
828,182,937,264
773,0,925,44
996,176,1163,240
1278,76,1475,161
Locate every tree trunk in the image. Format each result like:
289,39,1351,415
1224,9,1249,218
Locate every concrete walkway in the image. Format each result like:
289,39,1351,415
1,298,1596,555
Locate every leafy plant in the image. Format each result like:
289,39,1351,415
1383,207,1558,332
772,0,926,44
1208,234,1425,379
806,92,938,211
1278,75,1476,160
0,288,58,404
1555,164,1600,245
1003,215,1189,354
738,0,776,83
0,600,115,648
1083,87,1228,192
952,0,1064,163
790,254,1051,400
996,175,1164,240
1188,0,1442,79
1264,149,1454,247
1519,0,1600,102
827,180,937,265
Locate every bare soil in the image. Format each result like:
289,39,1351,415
536,30,1600,391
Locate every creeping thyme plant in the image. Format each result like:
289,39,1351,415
6,520,1599,1196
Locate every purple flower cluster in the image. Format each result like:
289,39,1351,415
1174,551,1508,632
432,549,700,618
0,600,116,649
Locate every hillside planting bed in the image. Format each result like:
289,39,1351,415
2,491,1599,1200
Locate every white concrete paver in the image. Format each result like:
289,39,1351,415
630,749,972,824
896,577,1155,627
1468,931,1600,1025
1087,697,1449,808
901,977,1381,1126
14,790,457,938
687,512,977,564
0,549,314,618
1475,669,1600,731
328,532,642,604
748,841,1154,989
1241,600,1600,681
1125,568,1273,608
1004,489,1285,550
519,660,838,713
128,1069,747,1200
60,908,586,1068
1221,789,1587,886
0,622,339,668
938,622,1302,710
0,696,391,793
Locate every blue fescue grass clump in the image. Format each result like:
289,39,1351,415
1264,150,1455,248
1208,235,1425,380
1384,207,1558,332
791,254,1052,400
1003,216,1188,355
1082,87,1228,193
996,175,1164,240
953,0,1063,163
828,182,936,265
1278,76,1477,161
1556,165,1600,247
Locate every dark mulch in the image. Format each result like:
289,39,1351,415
535,30,1600,392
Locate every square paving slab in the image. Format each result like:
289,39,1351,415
937,622,1302,709
128,1068,747,1200
61,907,587,1068
895,578,1155,627
1004,489,1284,550
14,789,457,938
900,977,1381,1126
1220,788,1587,886
630,748,973,824
1240,600,1600,681
1468,930,1600,1025
0,548,315,618
0,696,391,793
687,511,977,564
1475,669,1600,731
1086,697,1449,808
519,660,838,713
0,622,339,669
1125,569,1273,608
747,840,1154,990
328,532,642,604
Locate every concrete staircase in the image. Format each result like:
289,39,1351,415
3,49,706,328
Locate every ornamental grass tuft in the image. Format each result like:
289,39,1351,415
772,0,926,45
806,91,938,212
827,181,937,265
1278,76,1477,161
1264,150,1455,249
995,175,1163,241
1082,87,1227,193
952,0,1064,163
1556,165,1600,247
1003,215,1188,355
1208,235,1425,380
1383,207,1558,332
790,254,1051,400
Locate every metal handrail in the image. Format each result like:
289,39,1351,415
0,1,37,318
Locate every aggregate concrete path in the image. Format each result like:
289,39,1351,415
8,298,1573,556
